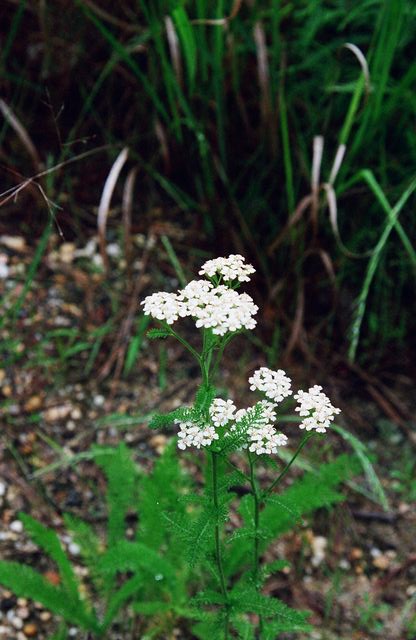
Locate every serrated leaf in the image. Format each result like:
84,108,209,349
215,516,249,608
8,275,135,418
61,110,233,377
148,407,190,430
102,574,144,630
93,443,137,548
0,562,98,632
147,328,171,340
230,587,310,629
98,540,176,586
133,601,171,615
19,514,81,604
191,589,226,607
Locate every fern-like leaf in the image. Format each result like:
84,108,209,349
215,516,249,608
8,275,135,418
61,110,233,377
230,587,310,630
148,406,190,430
138,441,189,549
98,540,177,586
19,514,81,604
93,443,137,548
147,328,171,339
102,574,144,631
0,562,99,632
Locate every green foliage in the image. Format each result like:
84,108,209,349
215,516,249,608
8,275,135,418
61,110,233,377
93,442,137,547
147,327,171,340
0,443,193,637
0,562,99,632
225,454,359,577
230,586,311,632
19,513,81,602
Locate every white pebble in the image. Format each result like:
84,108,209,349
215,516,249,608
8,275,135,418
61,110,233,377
93,395,105,407
10,520,23,533
11,616,23,629
68,543,81,556
0,481,7,496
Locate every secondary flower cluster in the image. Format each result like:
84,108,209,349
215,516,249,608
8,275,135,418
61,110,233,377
141,256,258,335
173,367,341,455
294,385,341,433
199,254,256,282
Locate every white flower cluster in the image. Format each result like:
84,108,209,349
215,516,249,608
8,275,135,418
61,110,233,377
176,419,219,450
249,367,292,402
141,256,258,335
294,385,341,433
209,398,236,426
199,254,256,282
141,291,187,325
193,286,258,335
248,423,288,455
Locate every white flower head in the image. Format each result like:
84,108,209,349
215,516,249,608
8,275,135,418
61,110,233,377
176,279,214,315
294,385,341,433
141,291,187,325
209,398,237,427
199,254,256,283
175,419,219,450
249,367,292,403
248,423,288,455
192,285,258,335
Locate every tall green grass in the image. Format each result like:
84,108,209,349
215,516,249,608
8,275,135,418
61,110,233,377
1,0,415,360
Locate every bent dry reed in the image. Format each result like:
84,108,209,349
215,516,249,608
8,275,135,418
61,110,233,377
142,254,341,639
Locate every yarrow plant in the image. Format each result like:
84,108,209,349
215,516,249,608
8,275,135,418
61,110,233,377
142,254,342,639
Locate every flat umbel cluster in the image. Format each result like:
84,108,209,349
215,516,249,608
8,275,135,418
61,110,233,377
141,255,258,335
294,385,341,433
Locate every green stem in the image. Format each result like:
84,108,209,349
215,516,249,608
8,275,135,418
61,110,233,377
263,434,313,499
226,457,251,482
211,451,229,639
248,452,263,637
162,323,201,364
248,452,261,580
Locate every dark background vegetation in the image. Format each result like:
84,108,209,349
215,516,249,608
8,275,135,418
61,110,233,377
1,0,415,371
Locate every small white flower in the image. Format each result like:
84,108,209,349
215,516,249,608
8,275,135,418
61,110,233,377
193,286,258,335
141,291,187,325
209,398,236,427
248,367,292,403
176,279,214,315
294,385,341,433
248,423,288,455
175,419,219,450
258,400,278,422
199,254,255,283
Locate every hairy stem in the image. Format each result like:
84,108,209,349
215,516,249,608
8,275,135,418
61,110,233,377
248,452,263,637
211,451,229,639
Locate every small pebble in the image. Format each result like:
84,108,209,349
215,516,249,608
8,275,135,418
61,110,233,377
68,543,81,556
0,481,7,497
66,420,76,431
93,394,105,407
372,554,390,570
23,623,38,637
39,611,51,622
70,408,82,420
16,607,29,619
10,520,23,533
11,616,23,629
